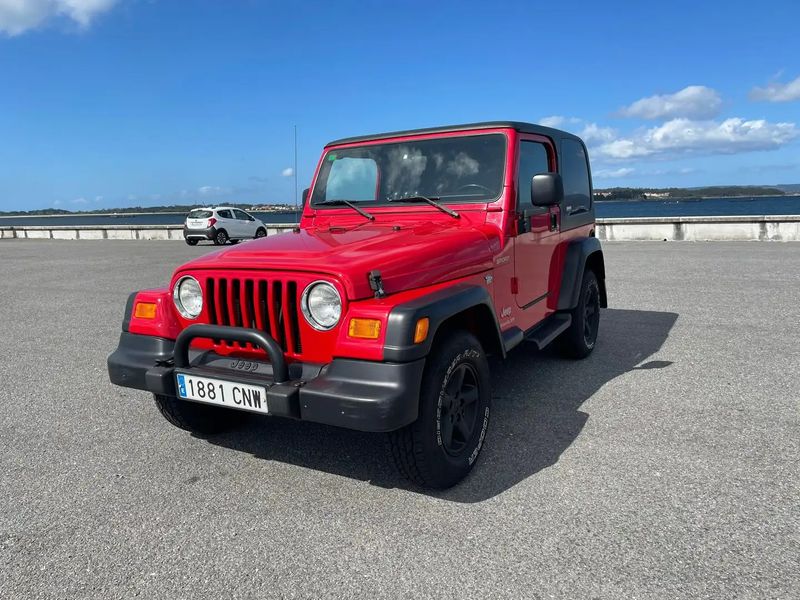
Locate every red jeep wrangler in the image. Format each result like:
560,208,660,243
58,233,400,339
108,121,607,489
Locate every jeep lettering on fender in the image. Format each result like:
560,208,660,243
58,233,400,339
107,121,608,489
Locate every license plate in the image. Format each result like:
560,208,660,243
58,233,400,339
175,372,268,414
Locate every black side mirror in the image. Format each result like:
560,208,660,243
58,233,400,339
301,188,309,205
531,173,564,207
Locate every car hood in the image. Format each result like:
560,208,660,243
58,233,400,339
179,219,497,299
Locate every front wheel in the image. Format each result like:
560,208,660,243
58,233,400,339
185,238,199,246
255,228,267,238
556,269,601,359
153,394,246,436
389,331,491,489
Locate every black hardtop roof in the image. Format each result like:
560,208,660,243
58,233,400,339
326,121,583,147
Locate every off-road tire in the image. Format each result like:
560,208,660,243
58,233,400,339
153,394,245,436
213,229,229,245
185,239,199,246
557,269,601,359
389,331,491,489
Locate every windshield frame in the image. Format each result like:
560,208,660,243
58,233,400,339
309,131,509,210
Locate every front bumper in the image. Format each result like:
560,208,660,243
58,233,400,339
107,326,425,432
183,225,216,240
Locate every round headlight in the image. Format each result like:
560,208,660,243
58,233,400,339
301,281,342,330
173,276,203,319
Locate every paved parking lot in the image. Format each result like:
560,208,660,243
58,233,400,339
0,240,798,599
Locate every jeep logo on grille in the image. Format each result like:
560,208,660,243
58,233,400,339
230,360,258,372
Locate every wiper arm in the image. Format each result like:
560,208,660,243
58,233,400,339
389,195,460,218
316,199,375,221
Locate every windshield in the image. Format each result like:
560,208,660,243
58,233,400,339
188,210,212,219
311,133,506,207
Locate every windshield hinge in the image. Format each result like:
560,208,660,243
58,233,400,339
368,270,386,299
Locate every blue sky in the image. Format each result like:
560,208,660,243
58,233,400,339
1,0,799,211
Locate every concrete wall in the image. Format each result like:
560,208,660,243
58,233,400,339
2,216,800,241
595,215,800,242
0,224,297,241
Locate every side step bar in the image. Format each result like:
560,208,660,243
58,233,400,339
524,313,572,350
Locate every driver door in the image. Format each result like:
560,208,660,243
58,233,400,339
513,136,560,319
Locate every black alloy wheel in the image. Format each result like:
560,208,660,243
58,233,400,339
438,363,481,456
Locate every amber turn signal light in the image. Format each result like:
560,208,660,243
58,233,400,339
413,317,429,344
133,302,157,319
348,318,382,339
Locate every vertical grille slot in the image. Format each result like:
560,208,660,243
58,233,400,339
206,278,220,344
287,281,302,354
272,281,285,350
257,280,269,335
244,280,256,329
217,278,229,326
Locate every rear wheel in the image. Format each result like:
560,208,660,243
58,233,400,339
154,394,246,436
213,229,229,245
557,269,601,359
389,331,491,489
185,238,199,246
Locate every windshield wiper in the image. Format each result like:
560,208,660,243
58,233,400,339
389,195,460,218
316,199,375,221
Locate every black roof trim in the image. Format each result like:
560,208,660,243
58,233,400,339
326,121,583,147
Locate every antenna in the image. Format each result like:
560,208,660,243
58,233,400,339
293,125,298,218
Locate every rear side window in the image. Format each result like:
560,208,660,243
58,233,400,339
234,209,251,220
217,209,233,219
560,139,591,212
517,141,551,211
188,210,212,219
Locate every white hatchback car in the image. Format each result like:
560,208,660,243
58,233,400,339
183,207,267,246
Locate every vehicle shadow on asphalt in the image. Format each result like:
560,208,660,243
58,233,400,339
205,308,678,503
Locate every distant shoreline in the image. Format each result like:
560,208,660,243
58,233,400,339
595,193,800,202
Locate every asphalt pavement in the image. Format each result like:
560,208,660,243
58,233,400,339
0,240,797,599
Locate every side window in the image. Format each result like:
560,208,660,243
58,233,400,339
560,139,591,212
326,157,378,202
217,209,232,219
234,209,250,221
517,141,550,211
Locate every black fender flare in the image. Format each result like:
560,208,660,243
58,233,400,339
557,237,608,311
383,283,504,362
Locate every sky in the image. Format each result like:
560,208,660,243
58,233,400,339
1,0,799,212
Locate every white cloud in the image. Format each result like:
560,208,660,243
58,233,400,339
197,185,231,197
594,167,635,179
539,116,617,145
72,197,88,204
539,115,584,129
618,85,722,120
579,123,617,145
593,117,798,160
281,167,294,177
0,0,118,36
750,75,800,102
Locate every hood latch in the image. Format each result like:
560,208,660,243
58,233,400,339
368,270,386,299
